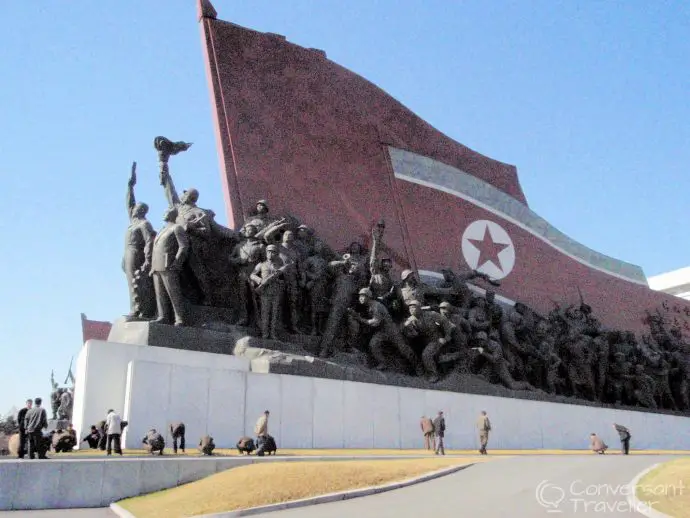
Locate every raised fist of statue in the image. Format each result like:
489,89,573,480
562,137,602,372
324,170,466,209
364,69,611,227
128,162,137,187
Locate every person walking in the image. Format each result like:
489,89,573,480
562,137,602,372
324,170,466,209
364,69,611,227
476,410,492,455
613,423,631,455
23,397,48,459
432,411,446,455
420,416,435,451
16,399,32,459
105,409,124,456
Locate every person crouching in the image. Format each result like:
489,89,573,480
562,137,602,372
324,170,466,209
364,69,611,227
199,435,215,456
142,429,165,455
590,433,608,454
237,436,256,455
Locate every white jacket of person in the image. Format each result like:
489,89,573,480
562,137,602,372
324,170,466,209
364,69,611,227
106,411,123,435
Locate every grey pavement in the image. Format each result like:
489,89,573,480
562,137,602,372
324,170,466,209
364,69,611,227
249,455,677,518
0,510,115,517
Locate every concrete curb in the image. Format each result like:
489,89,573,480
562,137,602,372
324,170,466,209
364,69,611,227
626,463,674,518
110,503,138,518
110,462,473,518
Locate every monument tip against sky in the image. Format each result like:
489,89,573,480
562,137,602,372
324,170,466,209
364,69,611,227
195,0,690,335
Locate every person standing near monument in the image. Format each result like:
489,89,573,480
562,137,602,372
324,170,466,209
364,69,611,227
23,397,48,459
420,416,435,451
123,162,156,321
16,399,32,459
476,410,492,455
151,207,190,327
105,409,123,456
613,423,631,455
170,422,186,454
254,410,270,454
433,411,446,455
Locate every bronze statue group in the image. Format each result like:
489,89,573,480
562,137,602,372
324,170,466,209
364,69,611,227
122,137,690,413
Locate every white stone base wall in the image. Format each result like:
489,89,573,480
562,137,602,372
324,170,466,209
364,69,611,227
73,340,690,451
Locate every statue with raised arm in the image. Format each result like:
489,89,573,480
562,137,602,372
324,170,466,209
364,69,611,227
369,220,395,301
155,136,237,306
123,162,157,321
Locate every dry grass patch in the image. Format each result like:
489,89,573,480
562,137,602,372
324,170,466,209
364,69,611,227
118,457,483,518
636,458,690,517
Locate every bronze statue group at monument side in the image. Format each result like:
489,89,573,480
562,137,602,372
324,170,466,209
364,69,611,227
119,136,690,414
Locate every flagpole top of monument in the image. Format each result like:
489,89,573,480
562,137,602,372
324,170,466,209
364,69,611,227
197,0,218,21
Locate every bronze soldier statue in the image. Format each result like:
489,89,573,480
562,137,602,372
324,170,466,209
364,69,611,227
229,224,265,327
123,163,156,321
347,288,422,375
279,230,304,334
403,301,455,382
151,207,190,326
368,222,395,301
303,243,331,336
474,331,535,391
250,244,288,340
439,301,472,373
319,244,369,357
158,138,237,306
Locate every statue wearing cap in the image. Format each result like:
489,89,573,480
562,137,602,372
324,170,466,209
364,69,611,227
229,223,265,326
347,288,422,374
439,301,473,373
403,301,455,382
250,244,288,340
398,269,457,309
318,243,369,357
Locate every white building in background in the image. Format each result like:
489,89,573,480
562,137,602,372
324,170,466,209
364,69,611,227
648,266,690,301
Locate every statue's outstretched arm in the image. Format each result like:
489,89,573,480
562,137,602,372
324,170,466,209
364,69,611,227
161,168,181,207
127,162,137,219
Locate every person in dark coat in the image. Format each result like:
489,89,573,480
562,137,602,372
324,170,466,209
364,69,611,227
16,399,32,459
82,425,101,449
433,410,446,455
170,422,186,454
142,429,165,455
613,423,631,455
23,397,48,459
96,420,107,450
237,436,256,455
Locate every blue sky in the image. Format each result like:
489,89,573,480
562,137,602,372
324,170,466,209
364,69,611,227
0,0,688,416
